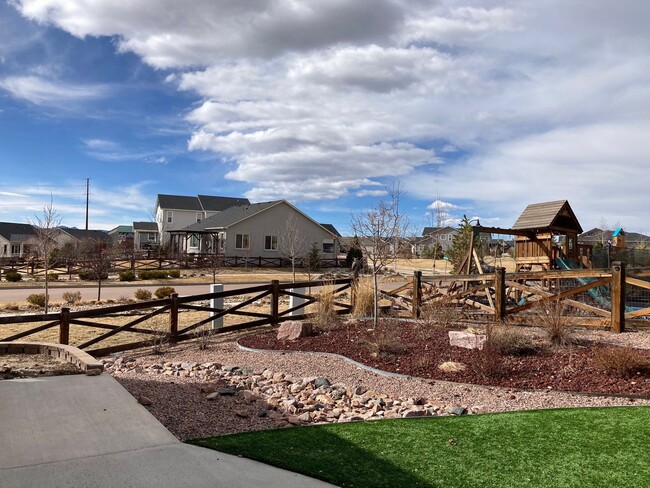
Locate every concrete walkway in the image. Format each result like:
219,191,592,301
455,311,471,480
0,374,335,488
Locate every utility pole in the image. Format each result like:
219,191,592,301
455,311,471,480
85,178,90,230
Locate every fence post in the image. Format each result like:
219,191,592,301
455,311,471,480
59,307,70,345
270,280,280,325
494,267,506,322
170,293,179,341
210,284,224,329
289,286,306,317
611,262,626,333
412,271,422,319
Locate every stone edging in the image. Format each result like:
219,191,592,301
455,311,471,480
0,342,104,373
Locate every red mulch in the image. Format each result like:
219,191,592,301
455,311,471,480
239,320,650,397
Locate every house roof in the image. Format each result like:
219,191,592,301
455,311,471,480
157,194,203,211
320,224,341,237
422,226,457,236
197,195,250,212
108,225,133,235
0,222,36,241
177,200,339,239
512,200,583,234
156,194,251,212
181,201,281,232
58,228,112,243
133,221,159,232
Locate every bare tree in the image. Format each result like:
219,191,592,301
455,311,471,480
29,197,61,313
350,182,410,327
80,239,114,301
278,212,308,282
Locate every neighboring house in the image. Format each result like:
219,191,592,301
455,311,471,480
0,222,37,258
155,194,250,247
108,225,134,244
417,226,459,254
132,222,159,251
53,228,113,249
580,228,650,249
171,200,340,258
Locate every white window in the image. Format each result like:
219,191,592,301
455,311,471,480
196,212,202,223
148,233,156,242
190,235,199,248
11,244,21,256
322,239,334,254
264,235,278,251
218,232,226,250
166,211,173,223
235,234,250,250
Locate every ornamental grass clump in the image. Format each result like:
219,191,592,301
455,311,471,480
592,347,650,378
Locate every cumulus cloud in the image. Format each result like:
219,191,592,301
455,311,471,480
11,0,650,229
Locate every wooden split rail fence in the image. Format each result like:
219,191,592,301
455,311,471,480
389,262,650,332
0,278,353,357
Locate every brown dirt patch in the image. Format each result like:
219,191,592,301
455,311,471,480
239,320,650,397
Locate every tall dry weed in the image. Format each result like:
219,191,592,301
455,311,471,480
536,297,572,347
352,278,374,318
313,284,337,329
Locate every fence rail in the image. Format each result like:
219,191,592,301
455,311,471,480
0,254,346,276
2,264,648,358
0,278,353,356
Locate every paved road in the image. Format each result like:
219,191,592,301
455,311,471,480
0,373,334,488
0,282,257,304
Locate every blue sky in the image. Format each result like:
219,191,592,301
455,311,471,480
1,0,649,236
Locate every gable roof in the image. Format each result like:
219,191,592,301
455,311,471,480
197,195,250,212
422,226,457,236
156,194,202,211
58,228,112,243
177,200,338,238
108,225,133,235
181,201,281,232
157,194,251,212
133,221,159,232
512,200,583,234
320,224,341,237
0,222,36,241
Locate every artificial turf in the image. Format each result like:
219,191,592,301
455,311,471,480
189,406,650,488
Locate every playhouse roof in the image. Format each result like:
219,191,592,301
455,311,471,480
512,200,583,234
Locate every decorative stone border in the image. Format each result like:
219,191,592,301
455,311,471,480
0,342,104,373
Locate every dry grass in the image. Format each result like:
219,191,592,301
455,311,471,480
488,325,539,356
536,298,573,348
312,284,337,330
352,278,374,318
0,292,283,353
438,361,466,373
592,347,650,377
418,298,460,329
366,322,407,357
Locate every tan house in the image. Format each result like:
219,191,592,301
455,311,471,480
171,200,340,258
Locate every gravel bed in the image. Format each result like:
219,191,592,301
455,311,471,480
108,332,650,441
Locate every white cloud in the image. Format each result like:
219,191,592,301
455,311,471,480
356,189,389,198
11,0,650,230
427,199,456,210
0,75,108,105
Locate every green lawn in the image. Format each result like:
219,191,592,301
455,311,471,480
189,407,650,488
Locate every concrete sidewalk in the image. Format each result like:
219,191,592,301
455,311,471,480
0,374,335,488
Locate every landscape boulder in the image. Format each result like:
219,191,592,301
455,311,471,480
277,321,313,341
448,331,486,350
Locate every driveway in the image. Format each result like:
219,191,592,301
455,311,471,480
0,373,335,488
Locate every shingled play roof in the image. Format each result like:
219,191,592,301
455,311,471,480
157,194,251,212
512,200,583,233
